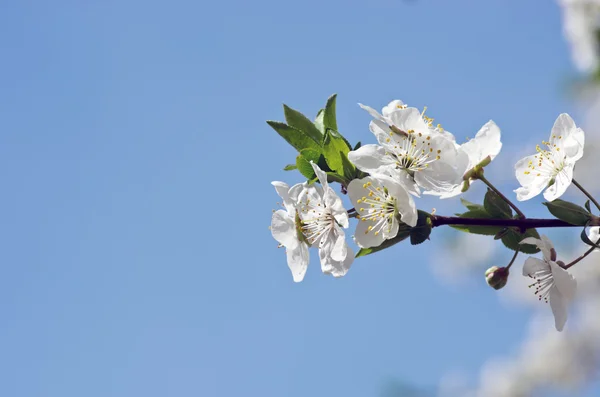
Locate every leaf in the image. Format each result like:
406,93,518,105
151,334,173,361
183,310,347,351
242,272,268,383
341,154,357,181
295,148,322,180
450,209,504,236
484,188,512,219
543,199,591,226
585,200,592,214
353,141,362,150
410,211,432,245
283,164,297,171
460,198,484,212
283,105,323,143
355,229,411,258
314,109,325,134
266,121,322,153
501,228,541,254
323,94,338,132
323,130,352,175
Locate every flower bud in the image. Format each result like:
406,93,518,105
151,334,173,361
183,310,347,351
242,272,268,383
485,266,509,290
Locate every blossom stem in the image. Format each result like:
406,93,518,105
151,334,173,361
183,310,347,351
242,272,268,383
430,215,582,229
572,178,600,212
565,241,599,269
506,248,519,270
478,174,526,219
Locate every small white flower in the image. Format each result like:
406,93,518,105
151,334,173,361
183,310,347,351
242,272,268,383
520,235,577,331
514,113,585,202
587,226,600,251
439,120,502,198
348,102,464,197
270,181,310,282
347,174,417,248
296,162,354,278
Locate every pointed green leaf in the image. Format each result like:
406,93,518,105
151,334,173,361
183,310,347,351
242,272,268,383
450,209,504,236
296,155,315,180
355,228,411,257
323,94,338,132
543,199,591,226
283,164,297,171
323,129,352,175
501,228,541,254
585,200,592,214
353,141,362,150
314,109,325,133
484,189,513,219
266,121,321,153
283,104,323,143
460,198,485,212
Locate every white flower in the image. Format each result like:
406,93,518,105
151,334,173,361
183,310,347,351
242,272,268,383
348,102,464,197
296,162,354,278
514,113,585,202
439,120,502,198
520,235,577,331
559,0,600,73
347,174,417,248
270,181,310,282
587,226,600,251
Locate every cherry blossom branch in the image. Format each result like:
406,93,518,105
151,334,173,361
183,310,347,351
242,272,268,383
572,178,600,212
565,243,598,269
430,215,580,229
477,174,526,219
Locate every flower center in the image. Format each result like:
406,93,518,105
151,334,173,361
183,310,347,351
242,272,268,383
355,181,397,236
526,267,554,303
297,198,334,247
385,132,441,173
522,140,566,179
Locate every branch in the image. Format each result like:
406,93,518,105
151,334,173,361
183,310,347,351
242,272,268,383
431,215,578,229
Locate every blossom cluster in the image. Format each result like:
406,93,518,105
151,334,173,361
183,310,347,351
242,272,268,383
269,97,591,331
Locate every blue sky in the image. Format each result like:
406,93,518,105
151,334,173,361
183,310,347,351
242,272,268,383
0,1,593,396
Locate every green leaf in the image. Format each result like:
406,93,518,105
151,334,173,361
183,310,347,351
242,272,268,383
266,121,321,153
323,94,338,132
353,141,362,150
450,209,504,236
295,149,322,180
323,130,352,175
355,228,411,258
543,199,591,226
283,105,323,143
283,164,297,171
314,109,325,133
484,188,512,219
460,198,484,212
501,228,541,254
341,154,357,181
410,210,432,245
585,200,592,214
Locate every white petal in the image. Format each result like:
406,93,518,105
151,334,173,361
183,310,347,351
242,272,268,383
272,181,295,213
310,161,329,190
286,243,309,283
380,168,420,197
548,286,568,331
380,175,418,227
549,261,577,302
543,165,574,201
515,184,547,202
369,119,392,143
382,99,406,116
550,113,585,161
329,229,348,262
588,227,600,251
271,210,299,249
320,242,354,278
354,218,385,248
520,235,553,262
522,257,549,277
386,107,430,134
359,103,385,122
347,144,395,174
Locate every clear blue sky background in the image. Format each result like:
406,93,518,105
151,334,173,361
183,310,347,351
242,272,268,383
0,1,594,396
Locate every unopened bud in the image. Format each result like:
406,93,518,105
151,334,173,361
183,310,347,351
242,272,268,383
485,266,509,290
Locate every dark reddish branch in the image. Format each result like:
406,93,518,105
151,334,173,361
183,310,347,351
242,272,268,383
430,215,577,229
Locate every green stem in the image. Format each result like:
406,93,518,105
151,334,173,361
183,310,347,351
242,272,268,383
478,174,526,219
506,248,519,270
572,178,600,212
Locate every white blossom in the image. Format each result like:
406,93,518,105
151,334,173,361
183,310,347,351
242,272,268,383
521,235,577,331
514,113,585,202
347,174,417,248
559,0,600,73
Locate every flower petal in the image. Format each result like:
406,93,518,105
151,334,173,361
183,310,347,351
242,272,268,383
543,164,574,201
549,261,577,302
522,257,549,277
286,242,309,283
271,210,299,249
329,229,348,262
310,161,329,190
380,175,418,227
354,217,385,248
359,103,385,122
382,99,406,116
272,181,296,213
550,113,585,161
386,107,429,134
348,144,395,174
548,286,568,331
520,235,553,261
